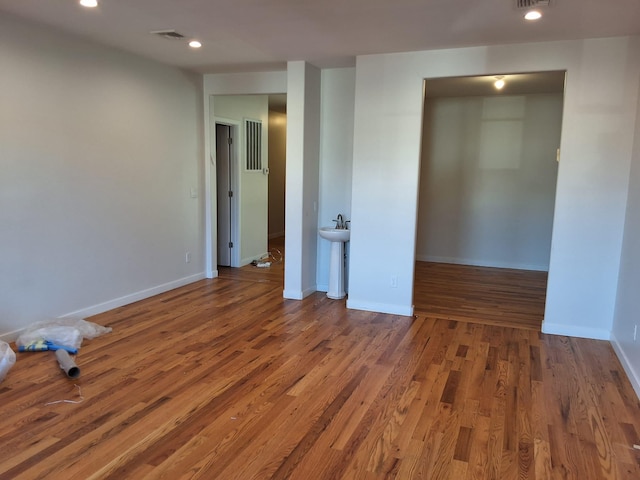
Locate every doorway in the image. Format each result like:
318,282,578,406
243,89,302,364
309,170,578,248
210,94,287,274
216,123,235,267
414,71,566,328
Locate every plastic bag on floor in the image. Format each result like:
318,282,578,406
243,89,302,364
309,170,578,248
16,318,112,350
0,341,16,383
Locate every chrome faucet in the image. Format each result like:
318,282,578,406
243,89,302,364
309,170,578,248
333,214,348,229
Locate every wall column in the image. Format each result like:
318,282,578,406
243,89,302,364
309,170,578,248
284,61,321,299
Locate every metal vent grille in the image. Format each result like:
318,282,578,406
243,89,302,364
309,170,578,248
245,119,262,171
150,29,185,40
515,0,550,8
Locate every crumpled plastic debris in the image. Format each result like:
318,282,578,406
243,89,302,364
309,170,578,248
16,318,112,351
0,341,16,383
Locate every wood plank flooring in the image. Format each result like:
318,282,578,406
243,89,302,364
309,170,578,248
413,262,547,330
1,245,639,479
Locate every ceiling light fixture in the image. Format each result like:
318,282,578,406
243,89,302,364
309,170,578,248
189,40,202,49
79,0,98,7
494,76,505,90
524,10,542,20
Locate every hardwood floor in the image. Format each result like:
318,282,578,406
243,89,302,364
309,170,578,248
1,247,639,479
413,262,547,330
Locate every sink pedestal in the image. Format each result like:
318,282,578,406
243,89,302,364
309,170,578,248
318,227,350,300
327,241,346,300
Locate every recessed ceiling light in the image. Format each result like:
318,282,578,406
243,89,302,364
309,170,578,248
524,10,542,20
494,76,505,90
79,0,98,7
189,40,202,49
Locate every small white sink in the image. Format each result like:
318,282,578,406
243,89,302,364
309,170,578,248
319,227,350,242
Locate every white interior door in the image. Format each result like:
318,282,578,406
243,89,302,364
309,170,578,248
216,123,233,266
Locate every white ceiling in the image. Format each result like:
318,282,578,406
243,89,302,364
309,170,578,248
426,71,566,98
1,0,639,74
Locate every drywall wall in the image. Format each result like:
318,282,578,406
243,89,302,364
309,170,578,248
268,111,287,238
284,61,321,299
211,95,269,265
0,14,204,337
348,37,640,335
416,94,562,271
611,77,640,398
317,68,356,292
203,67,353,297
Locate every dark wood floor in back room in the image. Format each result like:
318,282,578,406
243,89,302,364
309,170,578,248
413,261,548,330
1,239,639,479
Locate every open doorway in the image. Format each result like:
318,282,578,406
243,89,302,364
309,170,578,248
414,71,565,329
267,95,287,241
210,94,287,281
266,95,287,276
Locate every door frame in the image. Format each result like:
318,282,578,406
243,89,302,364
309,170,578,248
204,83,287,280
213,117,241,268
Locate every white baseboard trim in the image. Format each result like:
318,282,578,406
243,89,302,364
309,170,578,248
610,333,640,401
240,252,271,267
541,321,611,340
0,328,27,343
0,273,207,343
283,290,303,300
301,286,317,298
283,285,317,300
240,258,256,267
416,255,548,272
60,273,207,320
346,299,414,317
316,284,328,292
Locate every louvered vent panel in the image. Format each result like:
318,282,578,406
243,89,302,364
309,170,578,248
245,119,262,171
515,0,550,8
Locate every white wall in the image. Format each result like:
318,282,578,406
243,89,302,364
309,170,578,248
268,111,287,238
417,94,562,271
202,71,287,277
212,95,270,265
0,15,204,337
317,68,356,292
203,67,354,296
348,37,640,333
284,62,321,299
611,77,640,398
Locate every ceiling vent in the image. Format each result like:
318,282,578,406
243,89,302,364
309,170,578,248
515,0,550,8
150,29,186,40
